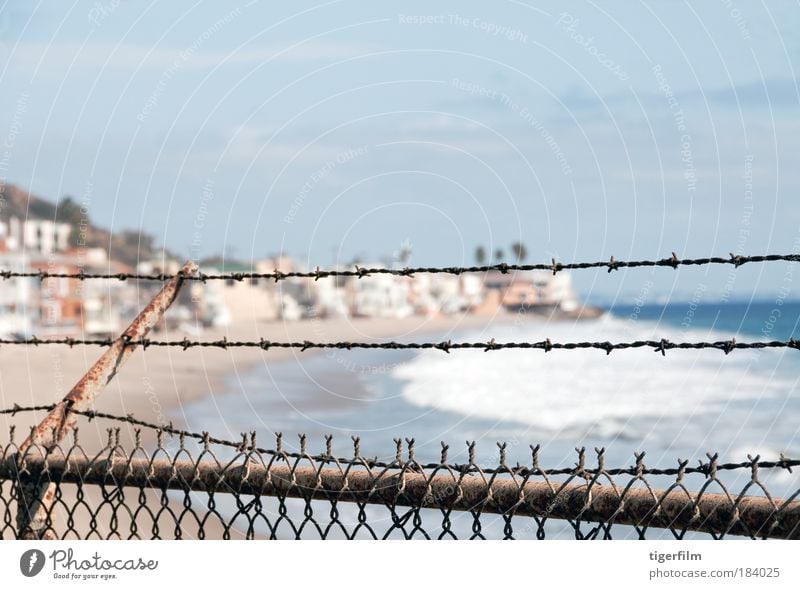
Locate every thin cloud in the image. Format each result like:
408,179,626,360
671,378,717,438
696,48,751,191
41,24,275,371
560,77,800,111
7,39,374,73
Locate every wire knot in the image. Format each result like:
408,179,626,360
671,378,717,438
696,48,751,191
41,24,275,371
747,454,761,481
730,252,746,267
778,453,793,473
669,252,680,269
634,451,646,477
723,338,736,355
700,452,720,478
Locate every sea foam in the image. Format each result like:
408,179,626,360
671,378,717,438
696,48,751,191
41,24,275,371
393,314,790,437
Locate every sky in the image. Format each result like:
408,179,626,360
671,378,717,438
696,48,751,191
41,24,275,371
1,0,799,302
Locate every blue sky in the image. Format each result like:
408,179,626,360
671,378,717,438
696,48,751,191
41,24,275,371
1,1,799,301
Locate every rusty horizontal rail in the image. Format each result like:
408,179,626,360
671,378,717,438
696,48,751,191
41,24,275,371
2,454,798,539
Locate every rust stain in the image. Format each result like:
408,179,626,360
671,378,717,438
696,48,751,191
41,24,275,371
22,261,197,451
16,261,198,538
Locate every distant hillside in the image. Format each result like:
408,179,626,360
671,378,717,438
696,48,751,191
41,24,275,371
0,183,172,268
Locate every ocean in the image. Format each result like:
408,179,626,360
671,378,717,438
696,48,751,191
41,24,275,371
179,301,800,537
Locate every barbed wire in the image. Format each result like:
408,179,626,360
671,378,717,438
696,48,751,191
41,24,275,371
0,335,798,355
2,252,799,282
1,404,797,477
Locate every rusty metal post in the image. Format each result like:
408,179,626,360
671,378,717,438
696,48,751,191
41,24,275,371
15,261,198,539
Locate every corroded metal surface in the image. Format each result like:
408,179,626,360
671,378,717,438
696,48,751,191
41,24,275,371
15,261,197,539
3,453,797,539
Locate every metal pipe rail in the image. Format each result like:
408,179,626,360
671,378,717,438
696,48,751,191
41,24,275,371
2,454,798,539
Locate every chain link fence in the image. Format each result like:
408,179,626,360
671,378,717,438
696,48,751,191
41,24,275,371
1,414,798,540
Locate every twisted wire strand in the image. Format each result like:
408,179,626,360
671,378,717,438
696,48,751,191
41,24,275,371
1,404,797,476
0,336,798,354
1,252,798,282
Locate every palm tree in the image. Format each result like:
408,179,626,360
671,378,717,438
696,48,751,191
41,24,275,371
475,246,486,265
511,241,528,262
397,242,412,265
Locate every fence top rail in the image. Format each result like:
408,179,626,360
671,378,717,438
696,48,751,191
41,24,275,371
1,336,799,355
1,252,799,283
1,421,798,540
1,405,798,477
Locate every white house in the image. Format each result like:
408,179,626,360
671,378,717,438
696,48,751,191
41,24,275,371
312,275,350,318
351,267,413,318
4,217,71,254
0,251,33,336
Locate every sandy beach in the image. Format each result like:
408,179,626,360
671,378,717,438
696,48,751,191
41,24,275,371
0,310,526,538
0,311,520,453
